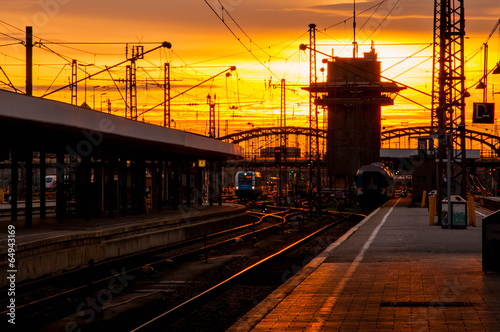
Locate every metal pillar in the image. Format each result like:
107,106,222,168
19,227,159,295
39,151,46,219
156,160,163,211
308,24,321,216
138,159,146,214
119,158,127,217
196,165,203,207
105,156,118,218
26,26,32,96
165,63,171,127
209,161,214,207
71,59,77,105
171,162,180,210
56,151,65,224
280,78,287,202
208,94,216,138
128,61,137,120
218,162,223,206
10,151,18,222
432,0,466,224
186,160,191,207
25,151,33,228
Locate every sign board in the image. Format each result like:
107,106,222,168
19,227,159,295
473,103,495,124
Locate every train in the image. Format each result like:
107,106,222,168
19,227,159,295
235,171,263,199
356,162,394,207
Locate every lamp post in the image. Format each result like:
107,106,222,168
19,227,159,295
93,85,100,110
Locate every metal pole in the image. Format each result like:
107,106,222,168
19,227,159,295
446,134,452,228
164,63,171,127
26,26,32,96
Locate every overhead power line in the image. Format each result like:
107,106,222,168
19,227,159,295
323,0,388,30
203,0,281,80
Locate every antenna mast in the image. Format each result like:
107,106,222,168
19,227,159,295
353,0,358,57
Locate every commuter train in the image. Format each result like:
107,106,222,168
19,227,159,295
356,162,394,207
235,171,263,199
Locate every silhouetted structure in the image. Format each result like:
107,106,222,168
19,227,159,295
306,47,405,190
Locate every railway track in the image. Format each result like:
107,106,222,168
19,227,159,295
0,211,285,328
130,212,354,331
3,207,367,331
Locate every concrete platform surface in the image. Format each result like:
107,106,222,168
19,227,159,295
0,203,245,247
229,198,500,332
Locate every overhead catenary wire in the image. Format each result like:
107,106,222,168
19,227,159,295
0,65,23,93
381,43,433,73
138,66,236,117
203,0,281,81
323,0,389,31
360,0,401,45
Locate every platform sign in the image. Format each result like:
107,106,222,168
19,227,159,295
473,103,495,124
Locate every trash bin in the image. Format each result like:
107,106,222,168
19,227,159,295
482,210,500,272
441,195,467,229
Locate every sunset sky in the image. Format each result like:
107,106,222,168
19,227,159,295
1,0,500,152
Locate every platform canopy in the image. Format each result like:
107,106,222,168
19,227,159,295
0,89,243,160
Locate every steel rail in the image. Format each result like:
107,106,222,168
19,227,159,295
130,213,350,331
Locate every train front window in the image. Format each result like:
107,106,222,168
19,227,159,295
238,174,253,183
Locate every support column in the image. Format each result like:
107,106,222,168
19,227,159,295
150,160,157,211
107,157,115,218
217,162,223,206
39,151,46,219
163,160,168,207
94,160,103,217
10,151,18,222
185,160,191,207
81,156,92,220
157,160,163,211
138,159,146,214
25,151,33,228
56,151,65,224
172,162,179,210
209,161,214,207
26,26,32,96
119,158,127,216
196,165,203,207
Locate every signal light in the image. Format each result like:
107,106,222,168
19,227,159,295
274,148,282,163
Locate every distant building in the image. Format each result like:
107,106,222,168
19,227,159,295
305,47,405,189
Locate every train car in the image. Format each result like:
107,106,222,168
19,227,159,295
235,171,263,199
356,162,394,207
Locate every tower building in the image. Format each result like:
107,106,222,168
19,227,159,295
305,46,405,189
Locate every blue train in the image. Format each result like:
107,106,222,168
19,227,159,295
235,171,263,199
356,162,394,207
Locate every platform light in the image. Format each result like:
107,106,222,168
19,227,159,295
476,81,486,89
493,62,500,75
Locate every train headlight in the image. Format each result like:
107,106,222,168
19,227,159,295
252,186,255,190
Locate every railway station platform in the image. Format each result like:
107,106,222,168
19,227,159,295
229,198,500,331
0,203,247,287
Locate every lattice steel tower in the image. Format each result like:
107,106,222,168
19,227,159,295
432,0,467,219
